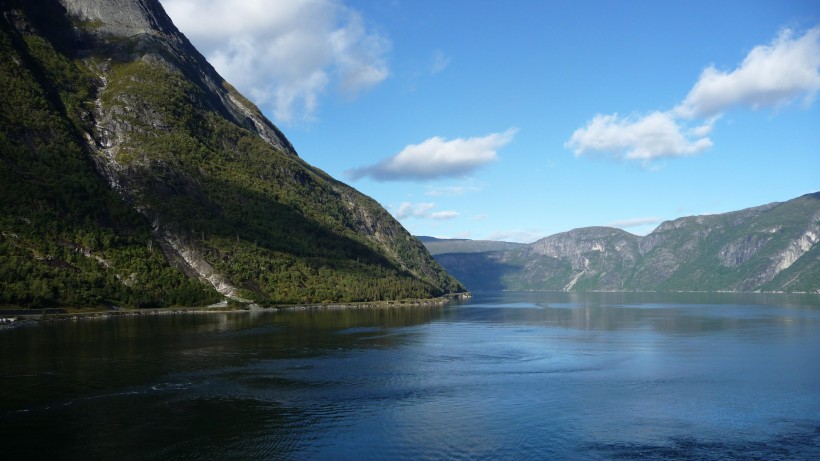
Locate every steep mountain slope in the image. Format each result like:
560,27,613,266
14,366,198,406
428,193,820,293
0,0,463,308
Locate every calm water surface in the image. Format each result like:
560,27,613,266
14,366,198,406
2,291,819,459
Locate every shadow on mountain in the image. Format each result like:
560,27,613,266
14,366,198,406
433,252,521,291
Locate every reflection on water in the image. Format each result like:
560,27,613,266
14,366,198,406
1,292,819,460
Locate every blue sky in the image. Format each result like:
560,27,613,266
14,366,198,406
161,0,819,242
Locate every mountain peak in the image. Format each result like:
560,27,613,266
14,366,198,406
61,0,171,37
59,0,296,155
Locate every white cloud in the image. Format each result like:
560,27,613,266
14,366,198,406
392,202,458,221
346,128,517,181
430,49,451,74
424,184,482,196
486,230,543,244
565,111,712,161
394,202,435,219
160,0,389,122
606,217,664,229
567,26,820,162
430,211,460,220
676,27,820,118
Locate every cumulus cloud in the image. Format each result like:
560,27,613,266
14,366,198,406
567,26,820,162
565,112,712,161
346,128,517,181
676,27,820,118
392,202,458,220
160,0,389,122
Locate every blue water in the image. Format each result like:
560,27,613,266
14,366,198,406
1,291,819,459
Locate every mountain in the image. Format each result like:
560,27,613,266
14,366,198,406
0,0,463,308
427,193,820,293
417,236,524,256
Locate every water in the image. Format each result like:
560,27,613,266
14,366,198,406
2,291,819,459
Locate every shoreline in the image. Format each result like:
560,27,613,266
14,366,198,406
0,292,472,330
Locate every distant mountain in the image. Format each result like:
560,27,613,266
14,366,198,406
0,0,463,308
427,193,820,293
416,236,525,256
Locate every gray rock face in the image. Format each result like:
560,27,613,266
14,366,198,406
523,227,641,290
719,234,772,267
61,0,168,37
60,0,295,156
529,227,639,268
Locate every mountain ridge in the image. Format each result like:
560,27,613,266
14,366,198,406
426,193,820,293
418,236,525,256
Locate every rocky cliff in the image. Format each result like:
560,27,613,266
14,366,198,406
427,193,820,293
0,0,463,308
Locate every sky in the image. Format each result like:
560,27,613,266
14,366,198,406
160,0,820,243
